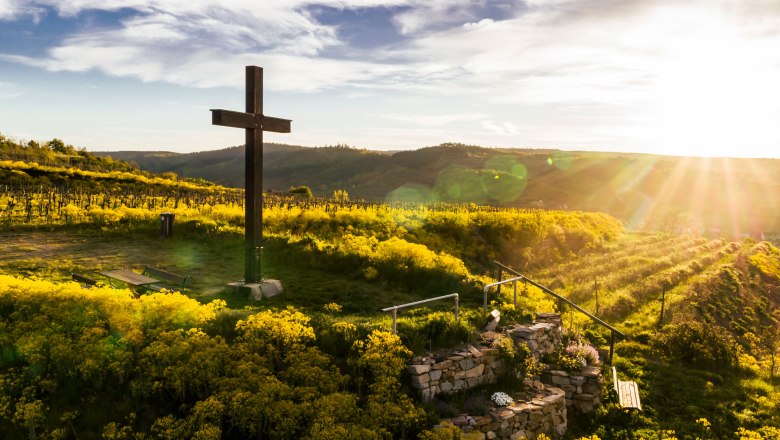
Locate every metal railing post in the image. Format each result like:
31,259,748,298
492,260,627,363
483,277,523,311
609,330,615,364
454,294,459,321
513,279,517,308
382,293,461,333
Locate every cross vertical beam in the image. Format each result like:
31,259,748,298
211,66,291,284
246,66,262,284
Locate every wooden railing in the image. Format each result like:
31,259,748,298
493,261,626,363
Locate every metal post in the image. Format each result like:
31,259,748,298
454,294,459,321
513,280,517,308
659,283,666,327
609,330,615,364
392,307,398,334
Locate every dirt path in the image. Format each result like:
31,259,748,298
0,228,244,296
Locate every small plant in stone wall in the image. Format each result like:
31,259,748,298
566,342,600,365
491,391,514,407
491,334,537,379
544,342,598,372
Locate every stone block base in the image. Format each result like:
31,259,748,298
226,279,284,301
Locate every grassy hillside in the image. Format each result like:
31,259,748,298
2,133,779,438
1,205,779,438
99,142,780,238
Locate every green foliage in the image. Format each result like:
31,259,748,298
0,275,437,438
395,311,472,354
492,334,536,379
289,185,314,199
418,421,462,440
654,321,739,368
354,330,411,379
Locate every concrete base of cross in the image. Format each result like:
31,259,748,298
226,279,283,301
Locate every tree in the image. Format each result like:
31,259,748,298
289,186,314,199
333,189,349,203
47,138,73,154
759,313,779,380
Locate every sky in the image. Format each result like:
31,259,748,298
0,0,779,158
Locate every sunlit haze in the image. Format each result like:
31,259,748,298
1,0,779,157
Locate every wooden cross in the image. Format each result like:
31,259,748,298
211,66,291,284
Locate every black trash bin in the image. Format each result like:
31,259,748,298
160,212,175,238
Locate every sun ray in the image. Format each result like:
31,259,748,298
644,156,693,232
718,158,743,239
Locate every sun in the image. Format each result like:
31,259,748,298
633,7,780,158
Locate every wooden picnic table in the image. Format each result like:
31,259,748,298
100,269,159,290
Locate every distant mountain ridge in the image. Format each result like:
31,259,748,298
97,143,780,235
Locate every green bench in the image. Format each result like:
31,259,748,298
72,273,98,288
142,266,190,292
613,366,641,410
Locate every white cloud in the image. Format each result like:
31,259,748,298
2,0,780,156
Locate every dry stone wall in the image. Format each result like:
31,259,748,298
408,344,506,400
407,313,604,438
541,366,603,414
441,383,568,440
504,313,563,359
407,313,564,401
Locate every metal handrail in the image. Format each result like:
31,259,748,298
494,260,626,363
483,276,524,310
381,293,459,334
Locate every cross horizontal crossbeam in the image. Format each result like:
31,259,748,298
210,109,291,133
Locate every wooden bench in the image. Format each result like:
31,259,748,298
142,266,190,292
612,366,641,410
72,273,98,288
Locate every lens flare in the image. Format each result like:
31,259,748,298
546,152,574,170
435,165,488,204
386,183,439,203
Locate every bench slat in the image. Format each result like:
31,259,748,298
72,273,98,286
612,366,642,410
143,266,189,287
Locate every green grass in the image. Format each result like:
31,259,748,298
0,225,482,316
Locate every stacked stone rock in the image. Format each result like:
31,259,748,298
407,313,565,401
541,366,603,414
441,384,568,440
503,313,563,360
408,344,505,401
407,313,604,439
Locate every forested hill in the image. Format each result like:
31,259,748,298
100,143,780,235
